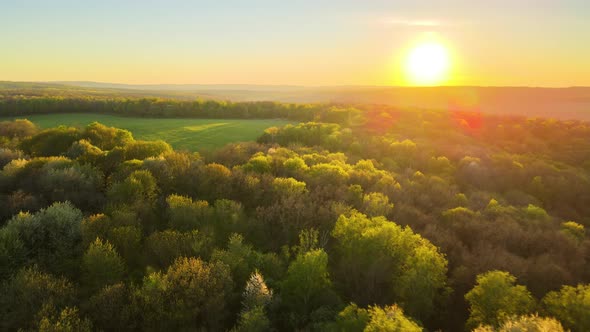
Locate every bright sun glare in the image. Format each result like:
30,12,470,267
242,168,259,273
405,42,450,86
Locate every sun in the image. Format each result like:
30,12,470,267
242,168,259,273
405,42,450,86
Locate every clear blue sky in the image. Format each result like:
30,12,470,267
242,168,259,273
2,0,589,86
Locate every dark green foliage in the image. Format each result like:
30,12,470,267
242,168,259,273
81,238,126,292
20,126,80,157
144,230,205,269
38,306,93,332
0,93,357,123
0,201,84,276
0,266,76,331
84,283,137,331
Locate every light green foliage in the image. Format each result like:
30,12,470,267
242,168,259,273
465,271,535,329
66,139,104,163
560,221,585,242
542,284,590,332
108,170,157,206
473,314,565,332
82,238,125,292
389,139,417,169
166,194,210,231
331,211,448,321
524,204,550,221
82,122,133,150
273,177,307,197
136,257,233,330
442,206,477,222
365,305,422,332
243,154,273,173
307,163,350,186
323,303,370,332
124,139,172,160
362,192,394,217
283,156,309,175
280,249,336,327
258,122,342,147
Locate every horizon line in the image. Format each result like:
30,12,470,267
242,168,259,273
3,80,590,90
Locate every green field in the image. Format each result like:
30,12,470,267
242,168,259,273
1,113,294,151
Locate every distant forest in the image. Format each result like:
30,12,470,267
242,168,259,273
0,88,589,331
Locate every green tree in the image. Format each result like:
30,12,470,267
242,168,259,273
242,270,273,312
0,202,84,276
81,238,125,292
542,284,590,332
66,139,104,164
20,126,80,157
144,230,205,269
124,140,172,160
331,211,448,321
362,192,394,217
85,283,137,331
235,306,271,332
82,122,133,150
465,271,535,329
560,221,585,243
322,303,370,332
280,249,338,328
0,119,38,138
166,194,210,231
235,271,274,332
474,314,565,332
365,305,422,332
0,266,76,331
136,257,233,330
106,225,142,265
38,306,93,332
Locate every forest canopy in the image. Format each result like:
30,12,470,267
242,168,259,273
0,97,589,331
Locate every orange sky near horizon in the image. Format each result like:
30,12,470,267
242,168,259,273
1,1,589,87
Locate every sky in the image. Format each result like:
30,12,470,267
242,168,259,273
1,0,589,86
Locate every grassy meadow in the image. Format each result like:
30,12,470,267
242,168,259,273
0,113,293,151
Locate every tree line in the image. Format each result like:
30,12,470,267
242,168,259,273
0,95,359,124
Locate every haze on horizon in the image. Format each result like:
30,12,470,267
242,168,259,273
2,0,589,87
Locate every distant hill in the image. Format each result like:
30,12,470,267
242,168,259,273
3,81,590,120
